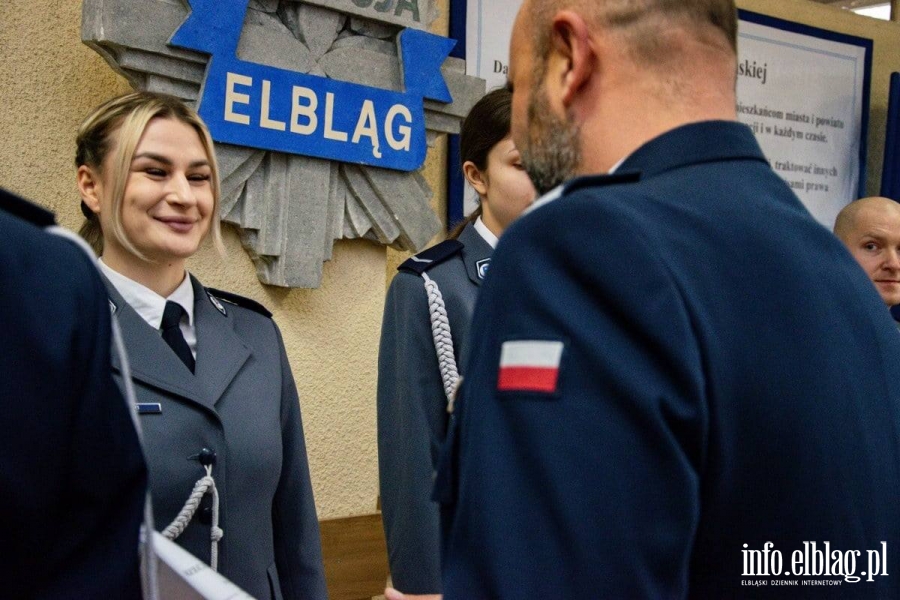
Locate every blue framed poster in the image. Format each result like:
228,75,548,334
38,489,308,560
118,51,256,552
736,10,871,228
452,5,872,229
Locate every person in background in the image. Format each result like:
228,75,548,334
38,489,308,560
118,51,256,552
75,91,327,600
0,188,146,599
834,196,900,307
378,87,535,600
436,0,900,597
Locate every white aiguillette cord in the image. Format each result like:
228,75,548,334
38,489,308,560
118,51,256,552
421,272,459,407
45,225,160,600
161,463,223,572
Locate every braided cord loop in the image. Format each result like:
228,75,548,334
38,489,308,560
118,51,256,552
422,272,459,404
161,464,223,571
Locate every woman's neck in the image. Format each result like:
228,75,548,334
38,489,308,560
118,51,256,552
479,210,505,239
101,247,187,298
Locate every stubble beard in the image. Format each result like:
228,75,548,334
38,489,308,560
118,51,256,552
521,83,582,197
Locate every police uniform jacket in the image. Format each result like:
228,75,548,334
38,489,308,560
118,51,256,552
0,190,146,599
438,121,900,598
103,273,327,600
377,221,493,593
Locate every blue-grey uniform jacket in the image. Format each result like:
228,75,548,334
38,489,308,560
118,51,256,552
0,190,146,599
103,274,327,600
377,222,493,593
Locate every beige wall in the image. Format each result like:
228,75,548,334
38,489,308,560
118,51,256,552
1,0,899,520
0,0,448,520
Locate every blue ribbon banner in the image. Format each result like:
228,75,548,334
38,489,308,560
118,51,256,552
170,0,455,172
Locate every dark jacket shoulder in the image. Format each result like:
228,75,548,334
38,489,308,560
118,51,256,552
398,239,464,275
0,188,56,228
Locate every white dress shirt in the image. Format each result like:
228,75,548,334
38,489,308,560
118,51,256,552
98,259,198,359
473,216,499,249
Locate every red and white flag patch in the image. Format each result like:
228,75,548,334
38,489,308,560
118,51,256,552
497,340,565,393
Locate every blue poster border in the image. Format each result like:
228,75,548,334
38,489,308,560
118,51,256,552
738,9,873,199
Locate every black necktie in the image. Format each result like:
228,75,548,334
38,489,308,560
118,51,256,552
161,301,195,373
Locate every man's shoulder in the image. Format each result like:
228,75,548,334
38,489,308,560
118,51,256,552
0,206,100,299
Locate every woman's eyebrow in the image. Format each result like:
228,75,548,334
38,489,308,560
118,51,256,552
133,152,210,168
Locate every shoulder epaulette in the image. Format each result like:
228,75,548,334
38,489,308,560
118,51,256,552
398,239,464,275
0,188,56,227
564,171,641,195
205,288,272,318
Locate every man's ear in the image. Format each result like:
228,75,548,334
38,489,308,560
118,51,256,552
547,11,595,108
463,161,488,197
77,165,103,215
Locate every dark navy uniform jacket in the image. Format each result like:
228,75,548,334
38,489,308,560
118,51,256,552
0,189,146,599
378,222,492,593
437,122,900,598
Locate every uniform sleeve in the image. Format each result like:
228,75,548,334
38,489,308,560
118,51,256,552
270,322,328,600
377,271,448,593
52,249,147,598
0,232,146,599
440,196,707,598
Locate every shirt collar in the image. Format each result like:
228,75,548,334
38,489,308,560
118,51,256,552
473,216,499,249
523,155,630,218
607,155,628,174
98,259,194,330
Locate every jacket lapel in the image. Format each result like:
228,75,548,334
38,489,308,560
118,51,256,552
191,276,251,406
458,222,494,286
102,274,214,411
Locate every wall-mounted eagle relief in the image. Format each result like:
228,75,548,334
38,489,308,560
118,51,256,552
82,0,485,287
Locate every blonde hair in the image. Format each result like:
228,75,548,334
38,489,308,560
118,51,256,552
77,91,225,258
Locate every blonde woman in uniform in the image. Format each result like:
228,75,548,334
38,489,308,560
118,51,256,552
76,91,326,600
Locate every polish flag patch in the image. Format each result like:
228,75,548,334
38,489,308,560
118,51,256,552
497,340,565,393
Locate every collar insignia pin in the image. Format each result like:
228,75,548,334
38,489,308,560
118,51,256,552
476,258,491,280
207,292,227,316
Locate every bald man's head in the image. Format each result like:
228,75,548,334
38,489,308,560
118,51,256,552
527,0,738,64
834,197,900,306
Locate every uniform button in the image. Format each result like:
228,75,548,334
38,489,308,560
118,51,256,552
199,506,213,525
198,447,217,466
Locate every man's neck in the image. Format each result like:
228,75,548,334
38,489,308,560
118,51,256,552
579,92,737,175
575,44,738,174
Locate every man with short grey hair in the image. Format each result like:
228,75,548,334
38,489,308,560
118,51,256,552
435,0,900,597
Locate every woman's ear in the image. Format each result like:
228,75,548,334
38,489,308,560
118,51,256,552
463,161,489,197
77,165,103,215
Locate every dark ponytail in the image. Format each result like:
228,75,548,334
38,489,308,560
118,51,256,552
448,87,513,239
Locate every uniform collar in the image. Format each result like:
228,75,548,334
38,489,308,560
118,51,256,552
524,154,630,216
538,121,767,203
617,120,767,178
98,258,194,330
457,220,494,286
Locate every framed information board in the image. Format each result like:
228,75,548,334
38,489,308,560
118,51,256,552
451,4,872,229
736,10,871,228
